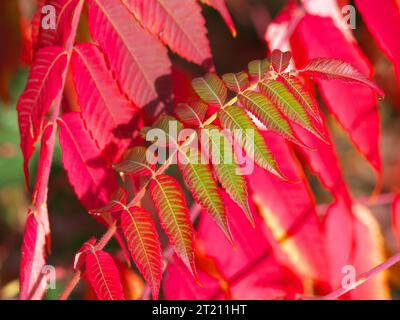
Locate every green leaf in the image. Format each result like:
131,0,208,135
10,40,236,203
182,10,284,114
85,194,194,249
112,146,155,175
175,101,208,127
238,90,308,148
222,71,249,93
120,206,163,300
218,105,286,180
192,73,227,107
279,74,323,124
202,125,253,225
259,80,326,141
150,174,197,278
141,115,183,146
248,59,270,82
178,150,233,243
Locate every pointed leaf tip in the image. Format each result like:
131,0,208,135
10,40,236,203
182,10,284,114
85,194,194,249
300,58,384,98
218,105,286,181
150,174,197,279
84,250,125,300
259,80,328,142
113,146,156,176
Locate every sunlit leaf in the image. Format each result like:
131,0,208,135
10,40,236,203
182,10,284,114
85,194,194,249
271,49,291,73
121,206,162,300
192,73,227,107
218,105,286,180
279,74,323,124
178,151,233,243
259,80,326,141
202,125,253,225
124,0,212,67
175,101,208,127
150,174,197,278
248,59,270,82
222,72,249,93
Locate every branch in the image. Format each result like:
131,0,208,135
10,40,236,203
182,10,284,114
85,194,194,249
58,75,268,299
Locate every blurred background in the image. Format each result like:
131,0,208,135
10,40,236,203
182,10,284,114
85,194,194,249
1,0,400,299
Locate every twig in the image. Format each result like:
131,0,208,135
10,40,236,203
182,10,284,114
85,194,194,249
321,251,400,300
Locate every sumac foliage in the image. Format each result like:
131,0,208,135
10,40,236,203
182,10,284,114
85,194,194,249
15,0,400,300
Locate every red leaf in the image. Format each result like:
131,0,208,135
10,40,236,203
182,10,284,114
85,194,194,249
265,16,356,291
323,199,355,292
124,0,212,67
199,0,236,37
17,46,67,186
271,49,292,73
120,206,163,300
73,237,97,272
264,1,300,53
84,250,125,300
19,211,48,300
355,0,400,89
58,113,118,210
290,14,382,174
71,43,140,161
87,0,171,116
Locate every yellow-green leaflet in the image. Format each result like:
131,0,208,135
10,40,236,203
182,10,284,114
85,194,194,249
113,146,155,175
222,71,249,93
239,91,307,148
279,74,323,124
259,80,326,142
150,174,197,278
202,125,253,226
